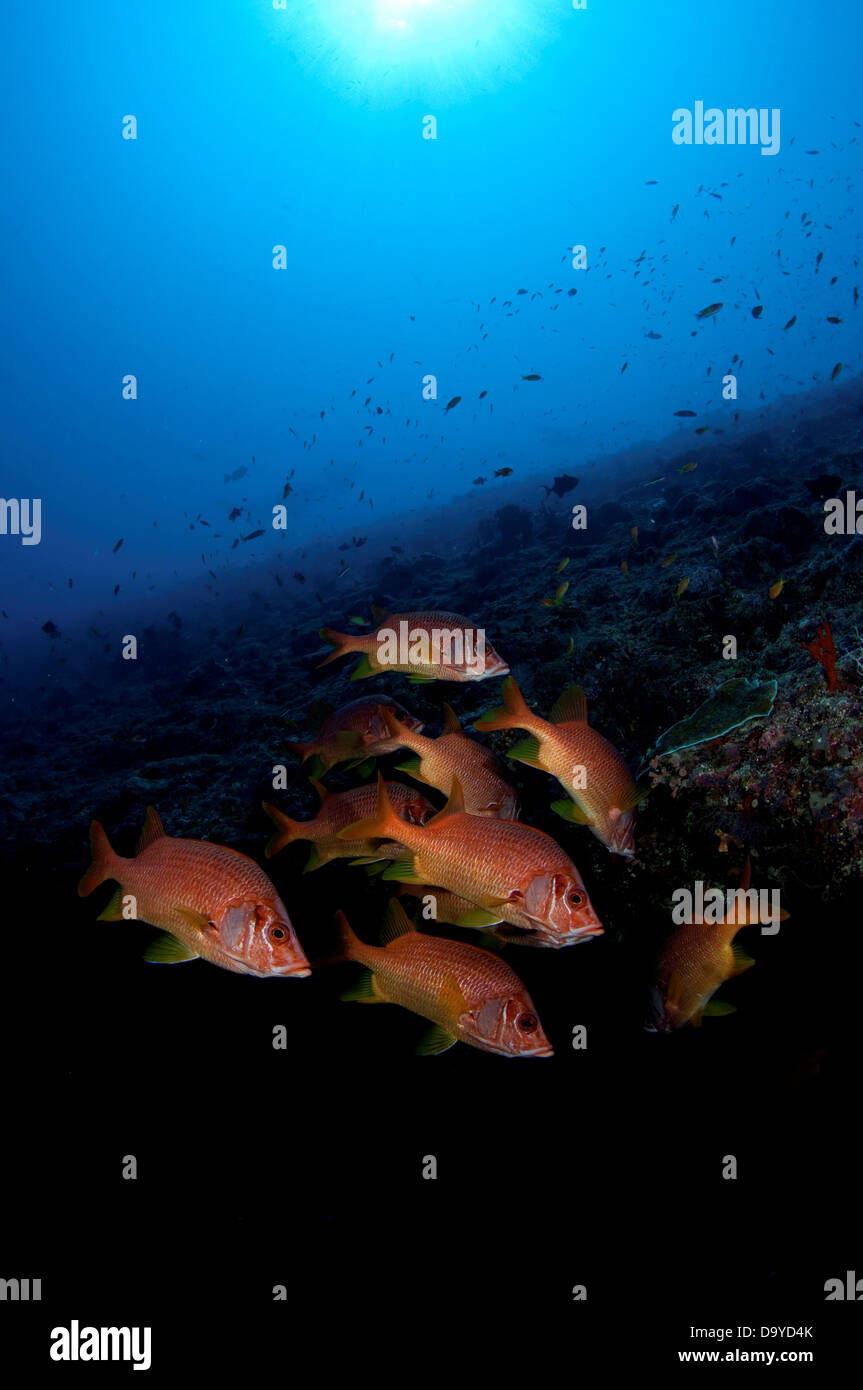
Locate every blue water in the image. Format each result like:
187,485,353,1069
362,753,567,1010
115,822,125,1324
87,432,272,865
1,0,860,642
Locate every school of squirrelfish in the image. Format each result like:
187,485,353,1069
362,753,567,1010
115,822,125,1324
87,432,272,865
78,607,766,1055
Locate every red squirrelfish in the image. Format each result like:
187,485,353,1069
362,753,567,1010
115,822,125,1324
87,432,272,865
78,808,310,977
338,774,602,948
335,900,553,1057
645,860,787,1031
286,695,424,776
319,605,509,683
476,676,641,858
263,780,436,871
379,702,520,819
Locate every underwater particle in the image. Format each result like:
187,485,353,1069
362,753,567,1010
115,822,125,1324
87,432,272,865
42,620,60,636
830,363,843,380
444,396,462,412
112,537,124,553
696,302,723,319
242,529,265,541
800,620,838,692
648,677,779,762
784,315,797,329
293,572,306,583
752,305,764,319
768,579,785,599
543,473,579,498
621,362,628,374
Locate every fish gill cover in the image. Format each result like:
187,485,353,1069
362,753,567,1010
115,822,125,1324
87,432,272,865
1,0,862,1358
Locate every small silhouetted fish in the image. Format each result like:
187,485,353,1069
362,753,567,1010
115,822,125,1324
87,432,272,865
543,473,579,498
228,507,242,520
224,466,248,482
243,529,265,541
112,538,124,553
444,396,462,412
826,316,842,324
784,316,797,329
473,476,486,485
696,303,722,319
495,468,513,477
645,180,658,185
42,620,59,636
113,585,120,595
674,410,696,417
752,305,763,319
831,363,843,380
208,569,217,580
522,374,542,381
283,481,293,499
294,572,306,583
274,574,283,586
391,545,403,554
479,389,488,398
68,578,73,588
621,362,628,374
645,331,662,339
567,288,577,296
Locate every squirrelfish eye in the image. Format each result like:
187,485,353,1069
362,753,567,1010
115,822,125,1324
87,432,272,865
517,1012,538,1033
569,891,584,907
269,925,286,941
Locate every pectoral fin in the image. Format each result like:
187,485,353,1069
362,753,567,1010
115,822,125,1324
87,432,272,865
551,797,595,825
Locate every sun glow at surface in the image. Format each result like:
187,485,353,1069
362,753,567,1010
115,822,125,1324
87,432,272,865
273,0,565,105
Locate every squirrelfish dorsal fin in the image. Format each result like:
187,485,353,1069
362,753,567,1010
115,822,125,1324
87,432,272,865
549,685,588,724
379,897,418,945
441,702,462,735
136,806,166,853
439,971,469,1021
428,775,466,824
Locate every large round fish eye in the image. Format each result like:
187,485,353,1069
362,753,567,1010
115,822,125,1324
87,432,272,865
269,925,286,941
517,1012,538,1033
569,891,584,907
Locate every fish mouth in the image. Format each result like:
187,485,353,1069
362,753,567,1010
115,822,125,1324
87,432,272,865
273,962,312,978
